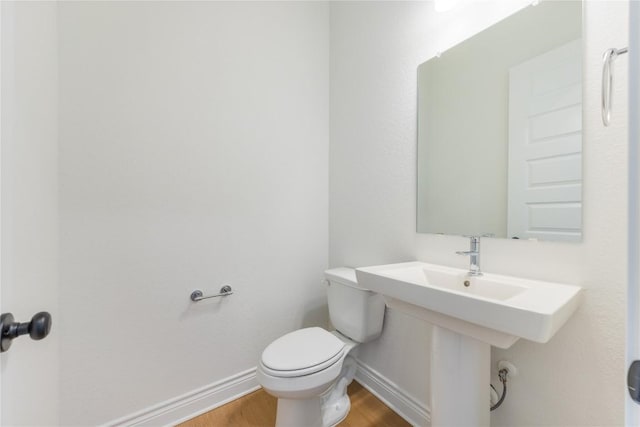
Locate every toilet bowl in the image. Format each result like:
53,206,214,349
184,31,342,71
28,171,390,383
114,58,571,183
256,268,385,427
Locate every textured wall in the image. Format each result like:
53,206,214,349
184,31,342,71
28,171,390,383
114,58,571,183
0,2,59,425
330,1,432,404
58,2,329,424
330,1,627,425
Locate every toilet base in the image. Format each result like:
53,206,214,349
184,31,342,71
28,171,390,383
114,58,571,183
321,356,356,426
321,393,350,427
273,388,351,427
273,356,358,427
275,397,323,427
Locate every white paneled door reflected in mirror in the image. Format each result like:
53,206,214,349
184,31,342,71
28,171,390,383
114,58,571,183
417,0,583,242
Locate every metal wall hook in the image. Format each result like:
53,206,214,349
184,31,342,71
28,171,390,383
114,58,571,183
602,46,628,126
190,285,233,302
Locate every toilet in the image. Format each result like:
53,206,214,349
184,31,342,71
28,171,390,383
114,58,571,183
256,267,386,427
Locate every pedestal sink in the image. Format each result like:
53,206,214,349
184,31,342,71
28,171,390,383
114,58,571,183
355,262,582,426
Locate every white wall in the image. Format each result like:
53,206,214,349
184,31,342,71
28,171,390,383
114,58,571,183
330,1,627,425
0,2,59,425
330,1,432,404
58,2,329,424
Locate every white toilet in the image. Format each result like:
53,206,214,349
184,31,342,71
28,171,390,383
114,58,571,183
256,267,385,427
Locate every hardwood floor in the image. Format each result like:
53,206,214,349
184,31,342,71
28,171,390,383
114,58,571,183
178,381,411,427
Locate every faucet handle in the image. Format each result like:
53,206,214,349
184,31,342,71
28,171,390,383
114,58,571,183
456,250,476,256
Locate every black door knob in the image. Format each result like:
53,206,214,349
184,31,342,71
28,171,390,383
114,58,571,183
0,311,52,353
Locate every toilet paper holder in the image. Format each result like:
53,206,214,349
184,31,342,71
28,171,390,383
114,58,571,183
190,285,233,302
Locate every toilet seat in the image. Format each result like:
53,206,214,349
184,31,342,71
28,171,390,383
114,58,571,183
261,327,346,378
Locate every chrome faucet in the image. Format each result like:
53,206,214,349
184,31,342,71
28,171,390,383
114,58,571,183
456,236,482,276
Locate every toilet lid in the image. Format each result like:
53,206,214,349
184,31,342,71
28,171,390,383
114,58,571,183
261,327,346,374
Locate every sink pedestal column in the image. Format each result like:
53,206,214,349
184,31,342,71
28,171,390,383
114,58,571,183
431,325,490,426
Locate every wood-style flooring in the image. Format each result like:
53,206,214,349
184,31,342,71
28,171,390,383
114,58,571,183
178,381,411,427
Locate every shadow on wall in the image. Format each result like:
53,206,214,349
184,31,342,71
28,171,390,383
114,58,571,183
301,300,330,330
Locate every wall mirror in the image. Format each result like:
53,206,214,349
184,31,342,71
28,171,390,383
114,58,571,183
417,1,583,242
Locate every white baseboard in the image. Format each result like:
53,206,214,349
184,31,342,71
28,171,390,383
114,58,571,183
105,362,428,427
105,368,259,427
354,359,430,427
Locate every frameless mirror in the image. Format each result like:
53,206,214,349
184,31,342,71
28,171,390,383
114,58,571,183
417,1,583,242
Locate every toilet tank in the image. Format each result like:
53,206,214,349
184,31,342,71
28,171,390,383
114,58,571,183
324,267,385,343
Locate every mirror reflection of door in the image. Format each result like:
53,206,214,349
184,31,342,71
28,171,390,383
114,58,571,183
416,0,583,242
507,39,583,242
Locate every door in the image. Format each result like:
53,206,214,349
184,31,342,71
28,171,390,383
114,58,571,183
0,2,59,425
507,39,583,242
629,2,640,424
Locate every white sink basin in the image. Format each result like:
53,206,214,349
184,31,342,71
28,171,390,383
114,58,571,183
356,261,582,426
356,261,582,348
